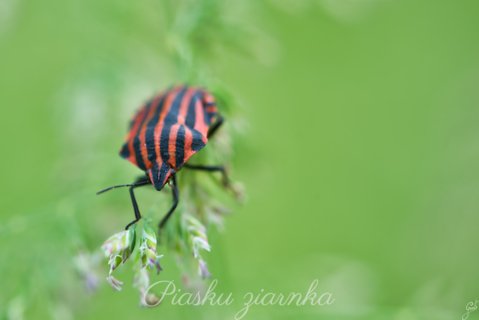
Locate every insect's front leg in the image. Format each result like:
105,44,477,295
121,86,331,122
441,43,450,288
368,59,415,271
158,173,179,229
207,115,224,139
125,177,151,229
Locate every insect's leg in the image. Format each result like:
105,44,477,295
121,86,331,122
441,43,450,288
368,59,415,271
207,115,224,139
183,163,230,187
124,178,151,230
159,173,179,229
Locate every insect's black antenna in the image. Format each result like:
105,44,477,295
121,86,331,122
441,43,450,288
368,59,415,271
96,176,150,195
97,183,134,195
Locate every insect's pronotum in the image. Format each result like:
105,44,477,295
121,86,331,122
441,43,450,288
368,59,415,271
98,85,230,230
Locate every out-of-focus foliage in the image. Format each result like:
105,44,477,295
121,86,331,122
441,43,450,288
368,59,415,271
1,0,479,319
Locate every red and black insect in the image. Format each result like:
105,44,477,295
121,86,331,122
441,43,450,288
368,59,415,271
98,85,229,230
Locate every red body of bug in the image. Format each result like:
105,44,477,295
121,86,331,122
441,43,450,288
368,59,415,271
120,85,220,190
98,85,226,229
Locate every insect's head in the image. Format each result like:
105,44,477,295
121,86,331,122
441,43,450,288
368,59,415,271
147,160,175,191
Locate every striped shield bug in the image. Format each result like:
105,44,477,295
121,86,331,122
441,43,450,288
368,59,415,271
97,85,230,230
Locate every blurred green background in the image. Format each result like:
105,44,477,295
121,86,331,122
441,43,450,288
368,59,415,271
1,0,479,319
